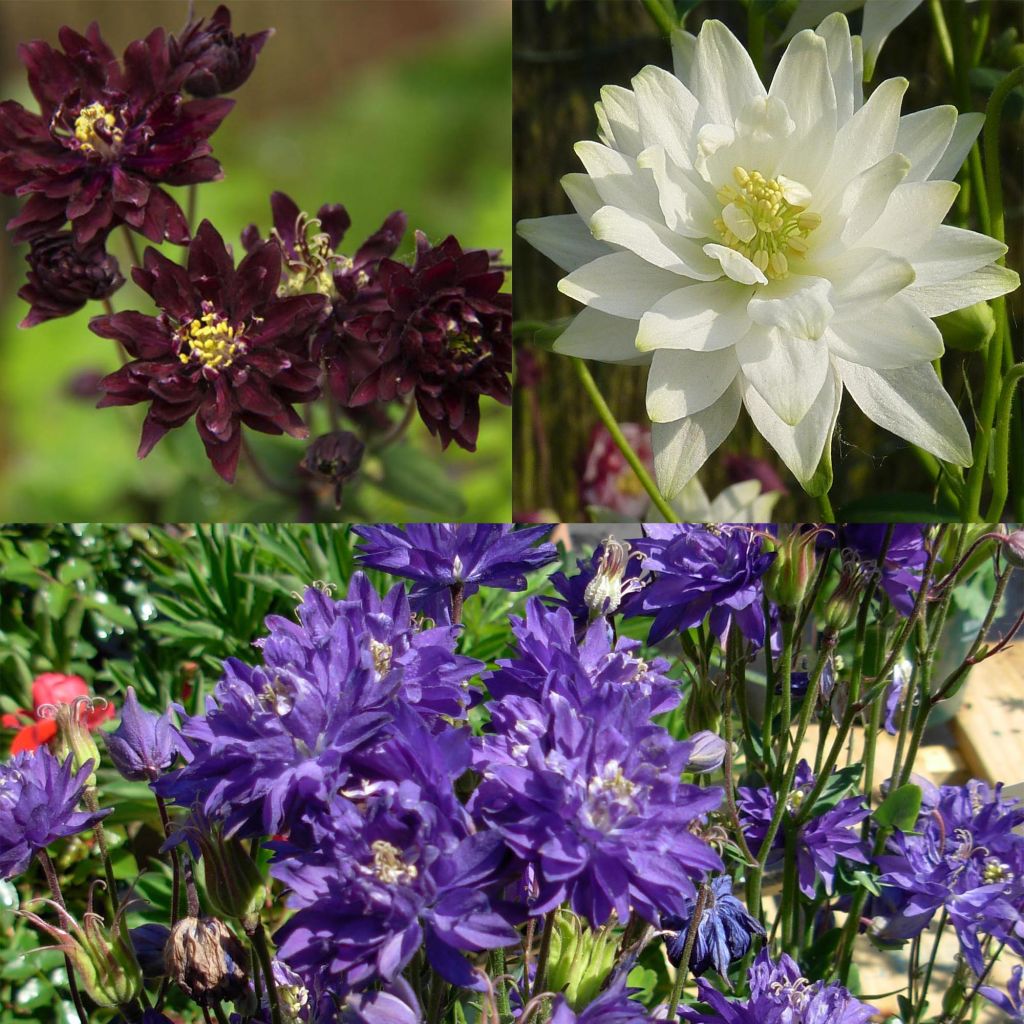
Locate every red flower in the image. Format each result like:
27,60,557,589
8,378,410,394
2,673,114,754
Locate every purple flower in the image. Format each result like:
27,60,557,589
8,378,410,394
738,761,869,898
346,232,513,451
883,658,913,735
92,220,325,481
103,686,186,782
548,537,646,629
18,231,123,327
981,963,1024,1022
629,526,775,646
876,779,1024,972
272,711,518,993
170,5,272,98
0,748,109,879
156,573,480,838
824,525,929,616
486,598,681,717
472,689,723,927
682,951,875,1024
353,524,557,623
549,977,653,1024
0,24,231,245
664,875,764,978
684,732,728,775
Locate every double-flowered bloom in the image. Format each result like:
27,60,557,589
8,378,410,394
92,220,325,481
519,13,1019,495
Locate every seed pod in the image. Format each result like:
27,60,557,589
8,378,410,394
164,916,250,1003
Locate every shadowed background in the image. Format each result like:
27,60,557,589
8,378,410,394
0,0,512,522
513,0,1022,522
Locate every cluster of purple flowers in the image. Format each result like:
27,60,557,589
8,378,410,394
0,8,512,484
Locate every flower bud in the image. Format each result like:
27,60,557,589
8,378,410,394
301,430,366,508
935,301,995,352
764,530,817,610
164,916,250,1003
684,676,721,735
545,909,619,1009
47,697,104,786
684,731,728,774
822,572,864,633
1002,529,1024,570
170,6,272,98
21,894,142,1008
189,817,266,929
104,687,185,782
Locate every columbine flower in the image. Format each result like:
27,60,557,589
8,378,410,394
518,14,1018,496
103,687,186,782
681,950,876,1024
472,689,723,927
18,232,123,327
240,191,407,406
345,231,513,451
876,779,1024,973
981,963,1024,1022
170,4,272,98
663,875,764,978
549,977,654,1024
92,220,324,482
628,526,775,646
156,573,480,837
738,761,869,897
548,538,647,628
353,524,558,623
2,672,113,755
0,24,231,244
0,748,109,879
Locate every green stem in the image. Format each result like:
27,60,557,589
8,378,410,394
531,912,556,999
572,358,678,522
913,909,947,1023
37,851,90,1024
985,362,1024,520
251,922,283,1024
490,947,512,1024
641,0,677,37
773,615,797,787
155,794,182,925
928,0,956,75
816,491,835,521
963,64,1024,518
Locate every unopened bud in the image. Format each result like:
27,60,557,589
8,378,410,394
684,731,728,774
1002,529,1024,570
684,676,722,734
935,301,995,352
164,916,250,1003
47,697,104,786
546,909,619,1009
764,530,817,610
187,817,266,930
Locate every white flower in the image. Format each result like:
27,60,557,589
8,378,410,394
518,14,1019,498
671,477,780,522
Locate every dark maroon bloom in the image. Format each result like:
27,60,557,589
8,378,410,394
348,232,513,451
0,23,232,245
170,5,272,98
241,190,407,406
301,430,366,507
91,220,325,482
18,231,123,327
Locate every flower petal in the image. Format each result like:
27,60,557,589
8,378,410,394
574,141,663,222
857,180,960,254
737,326,830,425
814,12,859,125
742,368,841,486
552,307,648,365
690,20,766,125
632,64,704,169
646,347,738,421
558,253,690,318
861,0,924,79
820,248,916,312
702,243,767,286
824,294,943,369
905,264,1020,318
517,214,610,272
835,358,972,466
904,224,1008,286
595,85,644,158
652,380,742,498
746,275,835,341
636,281,753,352
636,145,717,237
834,153,911,245
589,205,720,278
930,112,984,182
561,173,603,222
896,105,957,182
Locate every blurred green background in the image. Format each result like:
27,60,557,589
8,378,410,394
0,0,512,522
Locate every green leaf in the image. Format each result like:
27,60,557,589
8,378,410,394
806,763,864,815
852,869,881,896
373,446,467,518
837,493,962,522
874,783,923,832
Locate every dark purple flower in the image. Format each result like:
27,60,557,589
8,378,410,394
103,686,186,782
664,875,764,978
485,598,680,717
272,711,518,993
738,761,869,898
0,748,110,879
549,977,653,1024
681,950,875,1024
0,24,231,244
170,5,272,97
346,231,512,451
824,525,929,616
130,923,171,979
629,526,776,646
18,231,123,327
92,220,324,481
156,573,480,837
547,537,646,629
301,431,366,507
472,689,723,927
876,779,1024,972
353,524,557,623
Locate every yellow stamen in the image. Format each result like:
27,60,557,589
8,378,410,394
370,840,417,885
74,102,122,155
177,310,246,372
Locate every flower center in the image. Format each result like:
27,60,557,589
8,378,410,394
177,307,246,373
369,640,393,675
585,761,638,830
446,318,480,354
73,102,123,157
370,840,418,885
714,166,820,280
983,857,1013,884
